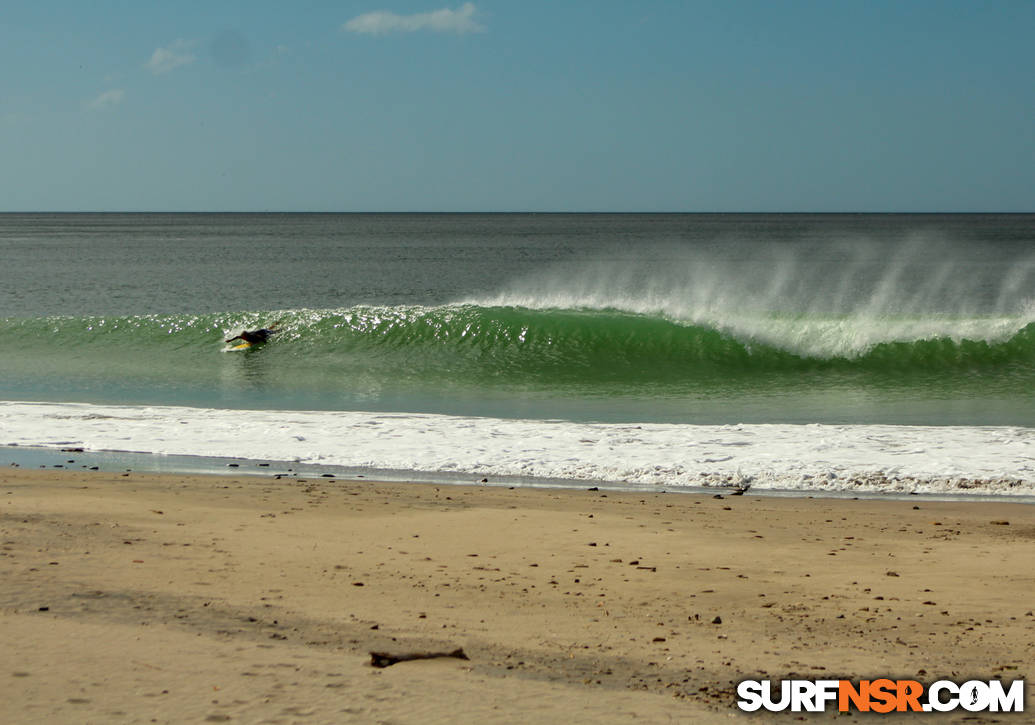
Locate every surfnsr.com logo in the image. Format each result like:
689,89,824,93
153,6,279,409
736,678,1025,713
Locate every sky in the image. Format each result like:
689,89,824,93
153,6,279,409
1,1,1032,212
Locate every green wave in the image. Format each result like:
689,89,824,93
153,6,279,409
2,306,1034,381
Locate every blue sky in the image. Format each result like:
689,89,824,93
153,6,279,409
2,1,1032,211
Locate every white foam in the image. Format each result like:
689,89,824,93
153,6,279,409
2,401,1033,496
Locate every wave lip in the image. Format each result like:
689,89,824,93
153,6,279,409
2,401,1033,496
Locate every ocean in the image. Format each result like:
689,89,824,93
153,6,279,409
2,213,1034,496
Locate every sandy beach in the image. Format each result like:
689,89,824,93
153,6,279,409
2,467,1032,723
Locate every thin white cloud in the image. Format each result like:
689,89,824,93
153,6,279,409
146,39,196,74
87,89,125,110
343,3,484,35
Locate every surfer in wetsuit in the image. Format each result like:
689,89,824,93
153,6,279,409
225,326,279,345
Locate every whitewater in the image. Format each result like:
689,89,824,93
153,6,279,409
3,401,1033,496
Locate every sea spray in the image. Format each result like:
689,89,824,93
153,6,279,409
469,235,1035,357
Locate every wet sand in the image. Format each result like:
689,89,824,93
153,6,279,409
1,467,1032,723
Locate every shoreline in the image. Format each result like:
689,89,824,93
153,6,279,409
5,400,1035,498
2,467,1032,722
5,444,1035,505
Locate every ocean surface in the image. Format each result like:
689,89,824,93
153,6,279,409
2,213,1034,495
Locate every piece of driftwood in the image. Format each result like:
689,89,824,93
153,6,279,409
369,648,469,668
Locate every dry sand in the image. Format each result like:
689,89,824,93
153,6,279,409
1,467,1032,723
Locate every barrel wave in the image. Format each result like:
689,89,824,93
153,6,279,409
2,305,1034,421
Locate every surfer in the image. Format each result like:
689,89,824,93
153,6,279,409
225,326,279,345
